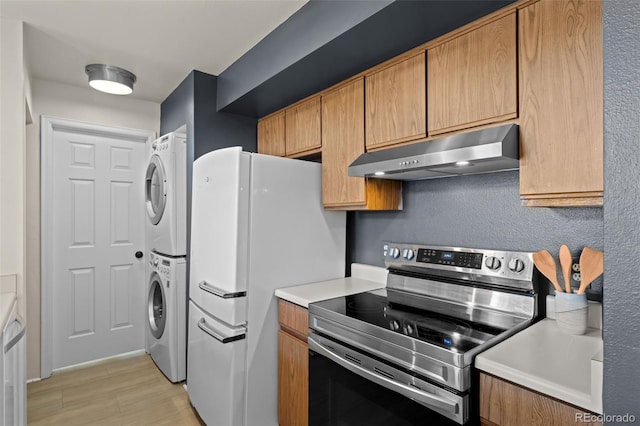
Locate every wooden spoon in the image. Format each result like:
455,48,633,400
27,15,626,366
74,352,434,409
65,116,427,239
532,250,563,293
578,247,604,294
559,245,573,293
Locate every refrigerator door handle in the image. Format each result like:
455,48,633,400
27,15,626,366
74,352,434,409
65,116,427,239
4,318,26,354
198,318,246,344
198,281,247,299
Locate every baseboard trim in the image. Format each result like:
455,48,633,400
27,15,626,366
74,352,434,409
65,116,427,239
52,349,147,374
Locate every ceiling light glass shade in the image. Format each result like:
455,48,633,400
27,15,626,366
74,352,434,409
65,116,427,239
85,64,136,95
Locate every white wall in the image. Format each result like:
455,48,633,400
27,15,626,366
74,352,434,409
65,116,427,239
1,18,27,342
26,78,160,380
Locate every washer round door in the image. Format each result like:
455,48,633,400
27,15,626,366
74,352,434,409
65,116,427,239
148,273,166,339
145,155,167,225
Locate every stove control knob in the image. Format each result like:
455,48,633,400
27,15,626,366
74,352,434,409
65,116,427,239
485,256,501,271
405,324,414,335
390,247,400,259
402,249,415,260
391,320,400,331
508,257,526,273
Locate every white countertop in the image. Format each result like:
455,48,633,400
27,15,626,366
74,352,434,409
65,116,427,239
475,318,603,414
274,263,387,308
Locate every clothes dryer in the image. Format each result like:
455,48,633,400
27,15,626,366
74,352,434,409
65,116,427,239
146,251,186,382
145,131,187,256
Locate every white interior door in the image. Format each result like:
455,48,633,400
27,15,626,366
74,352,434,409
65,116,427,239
42,118,152,372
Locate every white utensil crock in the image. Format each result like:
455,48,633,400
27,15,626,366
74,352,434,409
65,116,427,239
555,291,588,335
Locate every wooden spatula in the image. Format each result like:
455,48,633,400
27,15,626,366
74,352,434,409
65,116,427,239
532,250,563,293
577,247,604,294
559,245,573,293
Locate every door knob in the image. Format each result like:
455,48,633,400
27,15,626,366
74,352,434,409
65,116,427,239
135,251,144,259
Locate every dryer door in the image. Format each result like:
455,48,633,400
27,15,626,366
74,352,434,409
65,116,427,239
148,273,166,339
145,155,167,225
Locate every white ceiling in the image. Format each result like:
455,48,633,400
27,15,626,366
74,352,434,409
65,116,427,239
1,0,308,103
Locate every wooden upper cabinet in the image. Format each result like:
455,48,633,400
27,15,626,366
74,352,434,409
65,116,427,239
285,96,322,157
257,111,285,157
519,0,603,206
322,78,402,210
365,53,426,150
428,13,517,135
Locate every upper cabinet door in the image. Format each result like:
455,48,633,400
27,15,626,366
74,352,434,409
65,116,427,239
285,96,321,157
519,0,603,206
365,53,426,150
257,111,286,157
322,79,367,207
322,78,402,210
428,13,517,135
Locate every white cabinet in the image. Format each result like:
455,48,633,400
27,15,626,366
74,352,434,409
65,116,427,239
2,316,26,426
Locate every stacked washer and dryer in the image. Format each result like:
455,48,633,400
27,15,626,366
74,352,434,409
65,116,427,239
144,129,187,383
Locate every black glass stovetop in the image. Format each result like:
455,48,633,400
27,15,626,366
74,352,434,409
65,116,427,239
314,290,507,353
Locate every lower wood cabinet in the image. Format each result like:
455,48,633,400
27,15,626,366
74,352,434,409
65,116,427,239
278,299,309,426
480,373,601,426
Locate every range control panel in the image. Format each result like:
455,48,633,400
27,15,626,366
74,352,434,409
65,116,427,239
416,248,484,269
383,242,535,285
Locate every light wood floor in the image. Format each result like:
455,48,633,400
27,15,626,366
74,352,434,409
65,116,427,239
27,353,204,425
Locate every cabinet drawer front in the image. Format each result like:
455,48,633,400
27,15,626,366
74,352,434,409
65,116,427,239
278,299,309,340
428,13,517,135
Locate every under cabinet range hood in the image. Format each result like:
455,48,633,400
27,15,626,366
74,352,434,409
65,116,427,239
349,124,519,181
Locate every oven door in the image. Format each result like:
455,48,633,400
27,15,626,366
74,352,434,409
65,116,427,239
308,331,468,425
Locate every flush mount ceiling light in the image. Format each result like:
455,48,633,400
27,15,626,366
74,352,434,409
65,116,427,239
85,64,136,95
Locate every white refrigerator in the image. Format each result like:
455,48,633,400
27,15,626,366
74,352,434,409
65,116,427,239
187,147,346,426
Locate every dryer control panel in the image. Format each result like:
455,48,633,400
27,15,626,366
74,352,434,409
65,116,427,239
149,252,171,279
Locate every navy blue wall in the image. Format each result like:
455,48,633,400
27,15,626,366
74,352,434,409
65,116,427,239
350,172,604,297
160,71,256,288
193,71,256,159
218,0,513,117
160,72,194,137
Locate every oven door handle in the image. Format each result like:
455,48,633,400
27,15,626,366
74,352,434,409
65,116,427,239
308,335,459,415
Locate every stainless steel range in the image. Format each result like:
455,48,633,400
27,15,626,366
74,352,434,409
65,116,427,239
308,243,540,425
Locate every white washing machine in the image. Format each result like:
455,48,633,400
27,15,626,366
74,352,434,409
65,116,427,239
146,251,186,383
145,130,187,256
